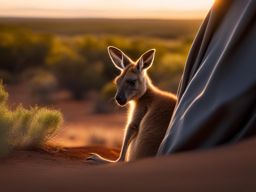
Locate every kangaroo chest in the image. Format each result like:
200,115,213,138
126,107,170,161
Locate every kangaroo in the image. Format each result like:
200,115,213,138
87,46,177,164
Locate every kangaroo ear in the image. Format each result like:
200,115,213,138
136,49,156,72
108,46,131,70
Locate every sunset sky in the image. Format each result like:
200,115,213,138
0,0,214,19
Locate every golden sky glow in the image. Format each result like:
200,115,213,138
0,0,215,19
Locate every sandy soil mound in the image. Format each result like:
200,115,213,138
1,137,256,192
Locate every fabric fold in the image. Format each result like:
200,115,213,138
158,0,256,155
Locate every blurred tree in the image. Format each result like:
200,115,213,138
0,29,52,73
29,70,58,104
47,38,103,99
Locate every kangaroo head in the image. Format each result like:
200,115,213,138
108,46,155,106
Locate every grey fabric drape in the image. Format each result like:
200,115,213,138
158,0,256,155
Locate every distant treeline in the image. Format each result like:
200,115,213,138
0,18,202,38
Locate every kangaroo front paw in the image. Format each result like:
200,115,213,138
86,153,114,165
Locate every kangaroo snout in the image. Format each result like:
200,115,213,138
115,94,127,106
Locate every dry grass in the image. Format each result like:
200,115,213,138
0,81,63,157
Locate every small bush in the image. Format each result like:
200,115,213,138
0,29,52,73
0,81,8,105
150,53,185,92
0,70,15,84
29,70,58,104
0,81,63,157
0,97,12,157
93,82,119,113
47,38,104,99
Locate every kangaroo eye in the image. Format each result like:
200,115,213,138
126,79,136,86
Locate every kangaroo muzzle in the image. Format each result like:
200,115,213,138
115,93,127,106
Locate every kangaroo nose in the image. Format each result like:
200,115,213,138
115,95,127,106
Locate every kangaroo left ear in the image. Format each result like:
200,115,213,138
136,49,156,72
108,46,131,70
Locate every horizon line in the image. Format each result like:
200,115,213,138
0,16,204,21
0,8,209,20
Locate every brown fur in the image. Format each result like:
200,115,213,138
87,47,176,164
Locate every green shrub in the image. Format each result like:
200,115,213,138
150,53,185,92
0,70,15,84
21,107,62,148
0,81,63,157
0,82,9,157
0,80,8,105
93,82,120,113
47,38,104,99
0,29,52,73
29,70,58,104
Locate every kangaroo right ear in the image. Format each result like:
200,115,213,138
108,46,131,70
136,49,155,72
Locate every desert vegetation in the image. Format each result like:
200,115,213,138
0,81,63,157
